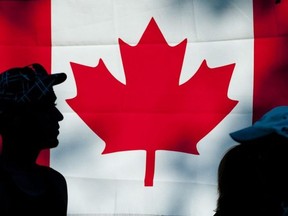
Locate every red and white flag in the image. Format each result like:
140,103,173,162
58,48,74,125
1,0,288,215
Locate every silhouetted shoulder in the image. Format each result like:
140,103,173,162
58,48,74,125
40,165,67,189
0,161,67,215
38,165,68,212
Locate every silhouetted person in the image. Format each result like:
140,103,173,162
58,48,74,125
0,64,67,215
214,106,288,216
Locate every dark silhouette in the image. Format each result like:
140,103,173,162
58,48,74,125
214,106,288,216
0,64,67,215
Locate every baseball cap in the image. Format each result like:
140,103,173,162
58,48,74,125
0,63,66,105
230,106,288,142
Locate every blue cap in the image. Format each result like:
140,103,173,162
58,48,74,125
0,63,66,104
230,106,288,142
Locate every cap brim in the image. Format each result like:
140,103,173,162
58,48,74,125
30,63,67,85
229,126,273,142
50,73,67,85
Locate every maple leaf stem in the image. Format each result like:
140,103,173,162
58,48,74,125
144,150,155,187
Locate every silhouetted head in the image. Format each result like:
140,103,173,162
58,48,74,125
216,106,288,216
0,64,66,152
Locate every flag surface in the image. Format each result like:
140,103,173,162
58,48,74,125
0,0,288,215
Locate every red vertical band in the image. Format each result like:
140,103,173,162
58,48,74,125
253,0,288,121
0,0,51,166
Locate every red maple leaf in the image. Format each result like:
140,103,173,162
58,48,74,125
66,18,238,186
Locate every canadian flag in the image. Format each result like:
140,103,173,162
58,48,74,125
1,0,288,215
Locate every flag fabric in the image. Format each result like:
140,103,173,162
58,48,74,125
1,0,288,215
